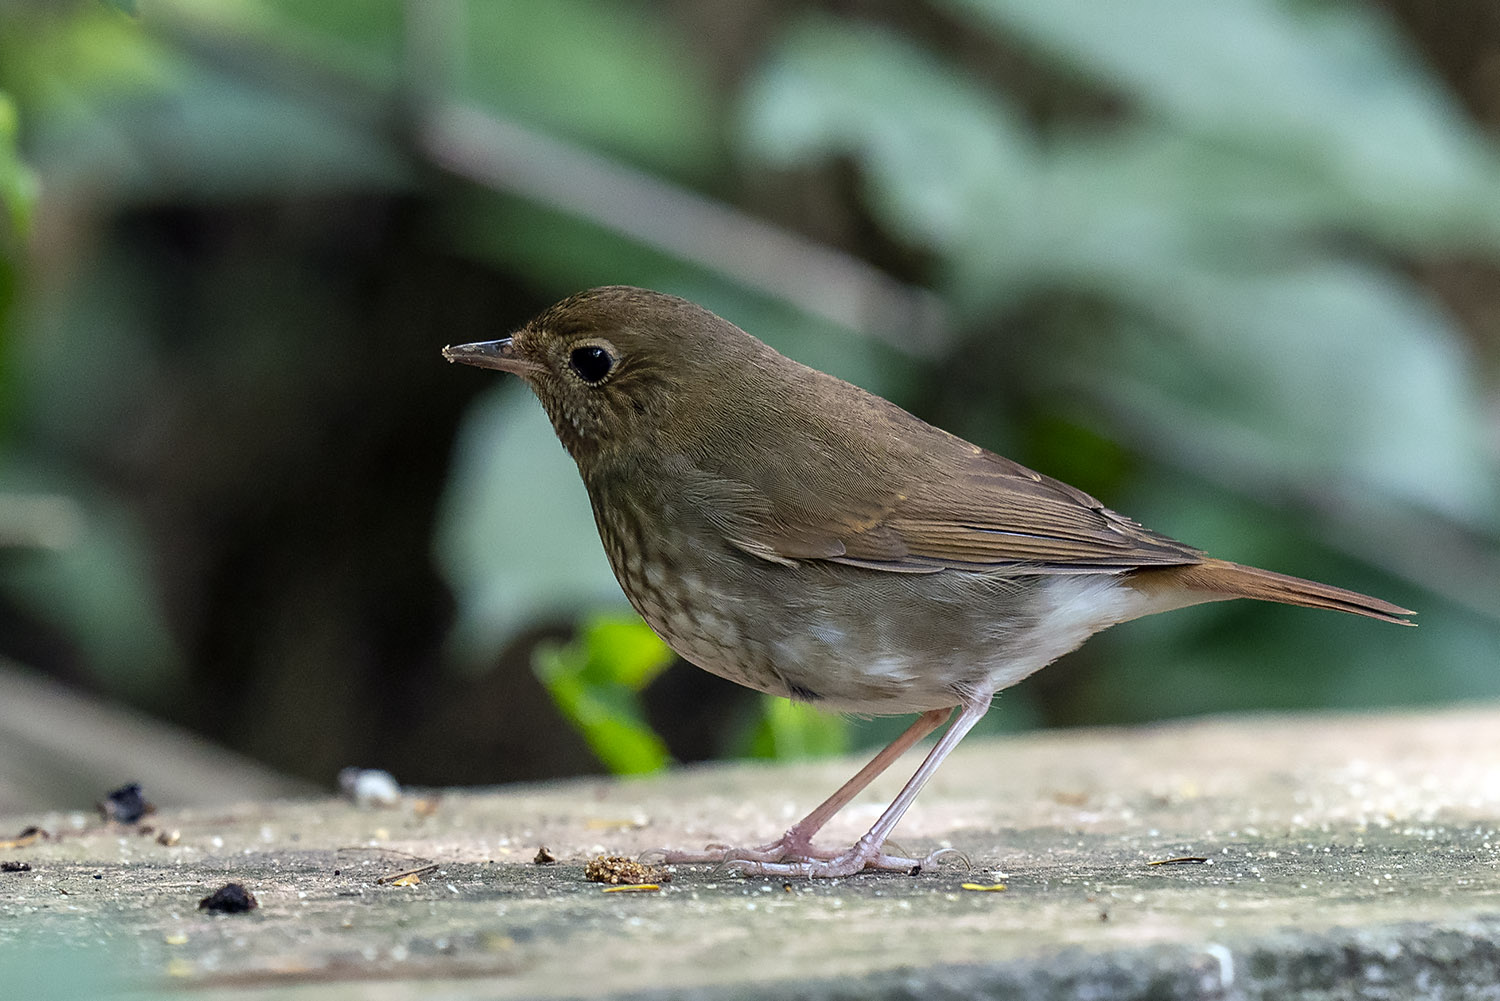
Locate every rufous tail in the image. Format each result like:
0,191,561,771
1132,558,1415,625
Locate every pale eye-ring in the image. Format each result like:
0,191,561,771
569,344,615,384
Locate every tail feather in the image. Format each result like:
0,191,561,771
1135,558,1415,625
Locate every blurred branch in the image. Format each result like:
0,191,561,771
0,657,314,815
396,0,946,355
417,103,950,357
0,494,81,550
147,0,950,355
1324,505,1500,624
1114,409,1500,623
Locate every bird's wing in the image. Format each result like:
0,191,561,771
871,454,1204,571
683,444,1204,575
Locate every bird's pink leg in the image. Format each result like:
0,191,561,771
658,707,952,865
725,697,990,877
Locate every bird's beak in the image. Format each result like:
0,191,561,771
441,337,541,376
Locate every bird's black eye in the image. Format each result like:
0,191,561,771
569,344,615,384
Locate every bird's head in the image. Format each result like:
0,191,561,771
443,286,777,468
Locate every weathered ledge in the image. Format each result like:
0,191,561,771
4,706,1500,1000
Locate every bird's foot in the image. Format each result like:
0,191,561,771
656,834,963,878
729,837,966,878
652,830,840,866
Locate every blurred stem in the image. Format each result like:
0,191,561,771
0,494,82,550
145,0,948,355
1113,405,1500,623
416,103,949,356
397,0,945,355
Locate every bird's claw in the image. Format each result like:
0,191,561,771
654,835,967,878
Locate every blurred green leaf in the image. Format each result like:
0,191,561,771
743,16,1033,253
0,469,180,697
532,614,673,774
745,11,1500,291
738,696,848,762
36,66,406,200
0,91,37,238
0,89,33,431
446,194,696,306
248,0,404,84
944,0,1500,247
1,4,406,202
1088,263,1496,528
436,382,626,668
0,7,178,116
457,0,719,178
575,615,674,691
741,10,1500,531
449,197,916,399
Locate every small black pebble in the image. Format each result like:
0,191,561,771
1,861,30,872
199,883,258,914
92,873,102,880
99,782,151,824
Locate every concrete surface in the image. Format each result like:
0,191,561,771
2,706,1500,999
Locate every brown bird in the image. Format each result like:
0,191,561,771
443,286,1413,878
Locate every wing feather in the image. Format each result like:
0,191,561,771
682,435,1202,574
671,370,1204,575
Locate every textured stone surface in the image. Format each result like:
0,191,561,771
2,707,1499,999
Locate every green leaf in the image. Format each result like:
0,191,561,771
580,616,674,691
532,615,673,774
0,92,37,239
457,0,720,178
448,197,915,398
1080,261,1499,530
435,383,626,668
0,92,33,411
247,0,404,84
0,471,181,698
2,5,406,202
741,12,1499,542
745,13,1500,305
742,16,1033,252
945,0,1500,247
739,696,848,762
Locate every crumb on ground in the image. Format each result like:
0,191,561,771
584,856,669,885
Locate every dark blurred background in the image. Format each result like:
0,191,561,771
1,0,1497,814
